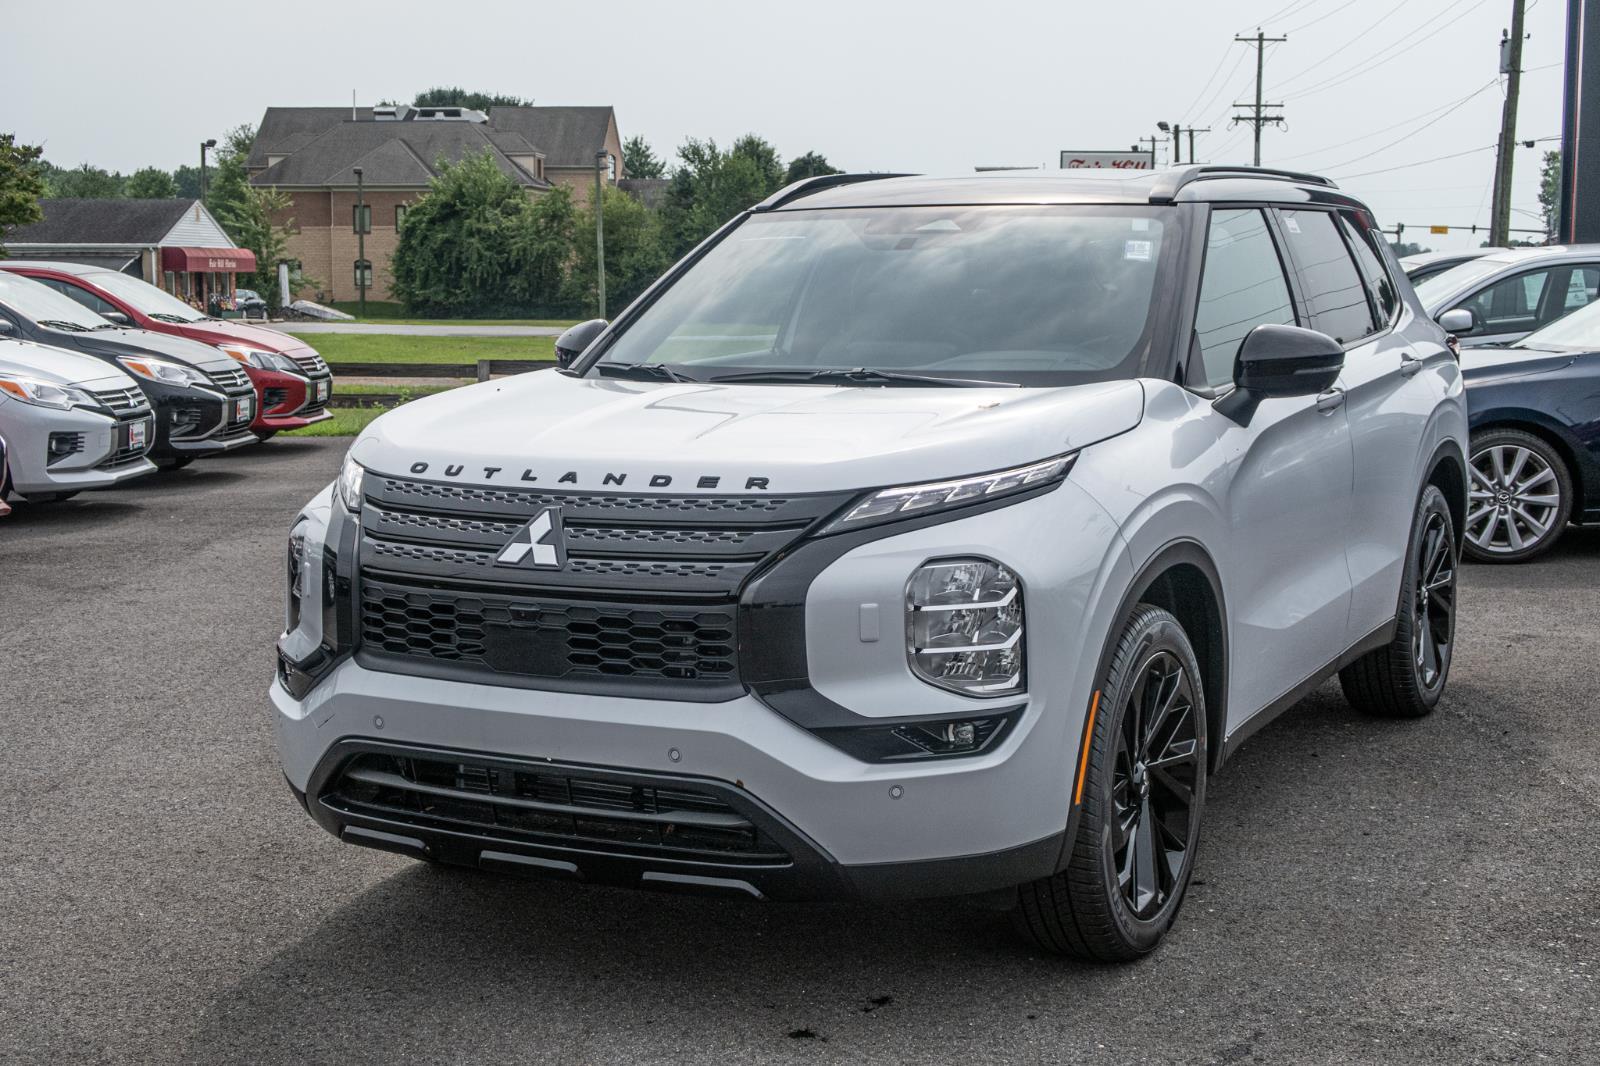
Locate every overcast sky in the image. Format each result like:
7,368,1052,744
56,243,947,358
4,0,1571,251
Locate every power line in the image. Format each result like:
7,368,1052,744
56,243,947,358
1274,79,1499,163
1276,0,1420,86
1335,144,1499,180
1305,81,1501,172
1281,0,1491,101
1187,45,1252,126
1231,30,1288,165
1179,44,1243,125
1239,0,1320,34
1283,0,1369,35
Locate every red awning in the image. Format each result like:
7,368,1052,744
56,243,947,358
161,246,257,273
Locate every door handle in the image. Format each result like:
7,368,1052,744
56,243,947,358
1399,351,1424,377
1315,387,1345,414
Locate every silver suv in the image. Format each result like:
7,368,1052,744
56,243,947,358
275,166,1468,961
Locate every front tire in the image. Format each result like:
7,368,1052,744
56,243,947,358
1012,605,1207,961
1463,428,1572,563
1340,484,1457,718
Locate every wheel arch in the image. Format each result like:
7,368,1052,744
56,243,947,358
1423,438,1469,548
1466,413,1587,515
1102,539,1229,774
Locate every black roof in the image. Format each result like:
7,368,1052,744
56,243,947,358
251,121,548,188
5,199,195,244
487,107,616,168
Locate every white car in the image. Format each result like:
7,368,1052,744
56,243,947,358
0,338,156,501
275,167,1468,961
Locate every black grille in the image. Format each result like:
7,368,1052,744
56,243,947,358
263,387,289,411
360,578,736,683
323,751,787,862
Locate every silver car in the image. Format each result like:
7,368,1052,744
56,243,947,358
1416,245,1600,347
0,338,157,502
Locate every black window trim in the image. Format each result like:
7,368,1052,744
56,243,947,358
1334,207,1402,334
1272,204,1392,352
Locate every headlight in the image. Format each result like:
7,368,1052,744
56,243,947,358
117,356,211,389
336,453,365,512
0,376,96,411
287,520,309,631
218,344,302,375
907,557,1025,697
825,455,1074,533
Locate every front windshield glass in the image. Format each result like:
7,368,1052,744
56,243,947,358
1518,296,1600,349
0,272,116,330
596,205,1178,386
87,271,204,320
1413,258,1511,308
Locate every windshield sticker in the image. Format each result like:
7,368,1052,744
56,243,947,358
1124,240,1154,262
1130,218,1150,231
1284,216,1302,233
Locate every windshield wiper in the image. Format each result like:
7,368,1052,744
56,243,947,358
38,320,90,332
707,366,1019,388
149,313,199,324
593,362,696,383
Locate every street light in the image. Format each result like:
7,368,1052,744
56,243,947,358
594,149,608,318
199,138,217,202
353,165,367,318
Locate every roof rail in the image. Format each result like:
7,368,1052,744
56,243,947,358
751,172,917,212
1147,165,1337,204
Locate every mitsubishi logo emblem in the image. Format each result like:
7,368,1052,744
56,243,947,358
495,507,566,569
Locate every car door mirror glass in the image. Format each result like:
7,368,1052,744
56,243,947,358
555,318,608,368
1436,307,1475,334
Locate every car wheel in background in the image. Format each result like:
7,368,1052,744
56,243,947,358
255,430,278,442
1341,485,1457,718
1012,605,1207,961
1463,428,1573,564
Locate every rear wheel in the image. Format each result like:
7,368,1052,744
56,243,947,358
1463,428,1572,563
255,430,278,442
1340,484,1457,718
1012,605,1207,961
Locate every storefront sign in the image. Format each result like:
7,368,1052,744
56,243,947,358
1059,151,1156,170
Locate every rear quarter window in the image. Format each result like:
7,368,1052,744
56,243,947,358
1278,209,1378,345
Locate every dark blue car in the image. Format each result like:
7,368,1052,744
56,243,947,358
1462,299,1600,562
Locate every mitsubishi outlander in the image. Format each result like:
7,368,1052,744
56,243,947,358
275,167,1468,961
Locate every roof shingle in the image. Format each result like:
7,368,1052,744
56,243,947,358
3,199,196,244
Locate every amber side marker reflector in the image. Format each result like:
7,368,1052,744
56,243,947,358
1073,690,1102,806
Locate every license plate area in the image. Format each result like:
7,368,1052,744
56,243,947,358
233,395,254,424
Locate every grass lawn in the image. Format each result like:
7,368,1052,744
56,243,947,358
284,407,387,437
324,300,578,328
313,333,556,365
334,382,456,397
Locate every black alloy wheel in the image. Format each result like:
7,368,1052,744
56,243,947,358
1411,509,1456,693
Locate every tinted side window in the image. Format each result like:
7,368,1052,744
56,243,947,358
1193,208,1297,388
1279,209,1377,343
1337,210,1399,324
35,277,118,315
1557,265,1599,312
1457,270,1550,334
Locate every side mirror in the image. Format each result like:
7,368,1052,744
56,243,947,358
1436,307,1475,334
554,319,607,368
1216,323,1344,424
102,311,131,326
0,320,13,336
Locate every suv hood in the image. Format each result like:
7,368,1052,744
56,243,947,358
350,371,1146,494
0,338,137,391
68,327,239,372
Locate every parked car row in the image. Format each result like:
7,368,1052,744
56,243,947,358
0,264,335,507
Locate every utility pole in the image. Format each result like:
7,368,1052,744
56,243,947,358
199,138,216,204
1135,136,1162,166
1490,0,1528,247
594,149,607,318
1186,126,1212,164
1232,29,1288,165
354,166,367,318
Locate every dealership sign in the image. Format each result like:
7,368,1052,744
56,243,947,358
1059,151,1156,170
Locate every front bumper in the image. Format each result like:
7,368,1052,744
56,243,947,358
0,400,156,496
142,380,260,460
248,366,334,431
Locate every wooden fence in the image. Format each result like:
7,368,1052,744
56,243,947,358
328,358,556,407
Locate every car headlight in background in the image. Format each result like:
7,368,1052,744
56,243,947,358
825,455,1074,533
0,376,96,411
907,557,1025,698
117,356,212,389
336,453,365,512
218,344,304,375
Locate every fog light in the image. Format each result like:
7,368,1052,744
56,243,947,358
814,708,1023,762
907,557,1024,697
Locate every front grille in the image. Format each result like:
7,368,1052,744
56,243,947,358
290,352,330,375
99,435,149,470
360,577,737,683
204,365,252,393
89,385,146,415
323,751,788,861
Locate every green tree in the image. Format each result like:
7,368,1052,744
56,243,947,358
1538,150,1562,241
0,133,47,254
1389,241,1432,257
564,186,670,316
205,125,256,239
730,134,785,192
622,135,666,179
660,137,788,258
47,162,124,198
125,166,178,198
215,185,295,312
506,186,579,311
784,150,841,185
391,152,572,316
172,164,201,199
410,87,533,110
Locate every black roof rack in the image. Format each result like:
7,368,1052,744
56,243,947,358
1147,165,1337,204
751,172,917,212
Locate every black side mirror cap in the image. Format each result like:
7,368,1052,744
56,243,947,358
0,320,13,335
554,318,608,369
1215,323,1344,424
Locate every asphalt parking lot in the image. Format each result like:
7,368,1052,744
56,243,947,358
2,436,1596,1065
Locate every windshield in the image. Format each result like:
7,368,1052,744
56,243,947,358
1413,258,1514,309
1518,296,1600,349
595,205,1178,386
0,272,117,330
86,271,205,321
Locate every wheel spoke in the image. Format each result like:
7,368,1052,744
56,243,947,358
1515,466,1554,493
1146,737,1198,771
1502,511,1525,551
1132,795,1158,912
1143,671,1186,757
1150,765,1193,806
1504,446,1530,486
1490,446,1508,484
1511,504,1552,538
1418,609,1439,680
1469,463,1496,491
1515,492,1559,507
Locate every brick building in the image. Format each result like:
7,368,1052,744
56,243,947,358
247,104,623,302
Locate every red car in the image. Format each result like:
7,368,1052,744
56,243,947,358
0,262,333,438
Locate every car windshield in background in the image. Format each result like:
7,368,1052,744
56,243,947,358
1517,296,1600,349
0,272,118,331
1412,258,1510,308
595,205,1178,386
86,271,205,321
